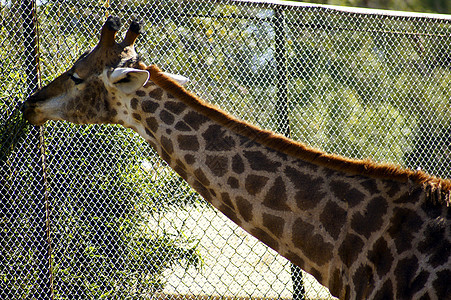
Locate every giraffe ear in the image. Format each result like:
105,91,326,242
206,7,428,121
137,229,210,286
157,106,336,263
162,72,189,86
109,68,149,94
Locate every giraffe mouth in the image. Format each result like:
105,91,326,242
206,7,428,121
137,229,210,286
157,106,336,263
21,102,47,126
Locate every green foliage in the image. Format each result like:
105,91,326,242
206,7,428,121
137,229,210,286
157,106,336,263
0,108,29,165
0,8,42,297
283,18,451,175
43,124,202,299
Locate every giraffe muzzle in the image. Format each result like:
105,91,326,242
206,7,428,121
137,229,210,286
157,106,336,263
21,100,46,126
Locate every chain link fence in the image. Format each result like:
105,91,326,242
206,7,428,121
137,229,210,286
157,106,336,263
1,0,451,299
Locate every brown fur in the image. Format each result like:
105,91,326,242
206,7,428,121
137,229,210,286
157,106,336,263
147,65,451,206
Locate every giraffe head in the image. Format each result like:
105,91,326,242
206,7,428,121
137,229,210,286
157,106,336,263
22,16,151,126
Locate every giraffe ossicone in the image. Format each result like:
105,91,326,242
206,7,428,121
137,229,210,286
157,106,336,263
22,17,450,300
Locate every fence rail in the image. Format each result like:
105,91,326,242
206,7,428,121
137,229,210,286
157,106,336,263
1,0,451,299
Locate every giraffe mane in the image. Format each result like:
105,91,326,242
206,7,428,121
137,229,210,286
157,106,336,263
146,65,451,206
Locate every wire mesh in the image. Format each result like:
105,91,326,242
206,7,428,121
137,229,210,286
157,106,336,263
1,0,451,299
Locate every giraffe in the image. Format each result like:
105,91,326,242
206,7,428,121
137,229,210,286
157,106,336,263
21,17,451,300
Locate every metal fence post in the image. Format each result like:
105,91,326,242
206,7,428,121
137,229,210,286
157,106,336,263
22,0,39,95
274,7,290,137
274,7,305,300
21,1,54,299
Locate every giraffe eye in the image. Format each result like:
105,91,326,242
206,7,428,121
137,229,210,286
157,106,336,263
70,73,84,85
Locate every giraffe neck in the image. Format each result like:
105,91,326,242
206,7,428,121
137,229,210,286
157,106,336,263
119,70,338,281
116,66,450,300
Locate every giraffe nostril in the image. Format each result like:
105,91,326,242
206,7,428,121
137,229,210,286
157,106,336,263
19,100,36,113
20,101,34,116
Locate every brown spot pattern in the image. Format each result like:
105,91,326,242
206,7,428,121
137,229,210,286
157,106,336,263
227,177,239,189
361,178,379,194
203,125,235,151
353,264,375,299
351,196,387,239
178,135,199,151
132,113,141,121
330,180,364,207
236,196,253,222
329,268,343,297
250,228,279,251
148,88,163,100
418,223,450,267
175,121,192,132
206,155,228,177
160,110,174,125
174,164,188,180
338,233,364,268
262,213,285,237
245,174,269,196
164,101,187,114
232,154,245,174
160,149,171,165
244,150,281,172
285,166,325,210
175,159,186,170
184,154,195,165
183,111,208,130
368,237,394,279
394,257,422,299
292,218,333,266
145,128,154,138
319,201,346,240
142,100,159,113
220,192,234,208
309,268,323,285
219,204,241,226
382,179,400,197
135,90,146,97
388,208,422,253
146,117,159,133
194,168,210,186
373,281,393,300
284,251,305,269
433,270,451,299
421,200,442,219
130,97,139,109
239,135,258,148
263,176,290,211
192,180,212,202
160,136,173,154
394,187,422,204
